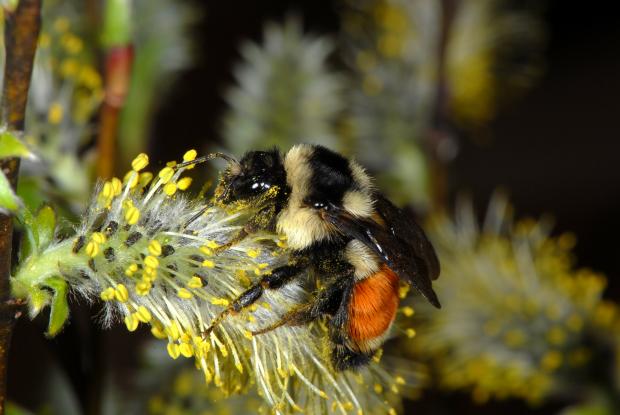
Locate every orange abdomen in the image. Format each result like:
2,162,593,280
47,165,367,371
348,265,400,345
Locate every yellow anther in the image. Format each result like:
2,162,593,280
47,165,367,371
202,259,215,268
258,263,269,269
405,328,416,338
131,153,149,171
177,177,192,190
123,171,139,188
124,314,139,332
102,182,113,198
246,249,260,258
148,240,162,256
91,232,106,244
399,285,410,299
139,172,153,187
136,281,152,296
85,241,99,257
151,326,167,339
374,383,383,393
158,167,174,184
47,102,64,124
165,322,181,340
179,343,194,358
125,206,140,225
206,240,220,249
163,182,177,196
183,149,197,162
144,255,159,269
401,306,415,317
210,298,229,306
100,287,115,301
135,306,152,323
167,343,181,359
125,263,138,276
177,288,193,299
395,376,406,385
114,284,129,302
39,33,51,48
277,240,287,248
166,160,177,168
187,276,203,289
199,246,213,256
110,177,122,195
541,351,563,372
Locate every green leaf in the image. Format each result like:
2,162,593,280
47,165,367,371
0,170,21,212
17,204,37,260
44,277,70,337
0,131,34,159
35,205,56,249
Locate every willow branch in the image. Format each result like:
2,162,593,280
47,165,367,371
0,1,42,413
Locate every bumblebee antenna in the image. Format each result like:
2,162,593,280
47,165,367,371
176,152,240,169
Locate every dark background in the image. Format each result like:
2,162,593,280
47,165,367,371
9,0,620,414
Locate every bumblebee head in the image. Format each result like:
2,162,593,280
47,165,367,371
217,149,286,204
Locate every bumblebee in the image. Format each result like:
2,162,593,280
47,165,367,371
201,144,440,371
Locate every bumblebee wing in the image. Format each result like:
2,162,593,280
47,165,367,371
322,196,441,308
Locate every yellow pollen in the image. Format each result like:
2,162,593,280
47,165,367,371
135,306,152,323
177,288,193,299
158,167,174,184
395,376,406,385
401,306,415,317
131,153,149,171
148,240,162,256
166,322,181,340
374,383,383,393
125,263,138,276
167,343,181,359
102,182,113,198
210,298,229,306
163,182,177,196
166,160,177,168
100,287,115,301
110,177,122,195
47,102,64,124
179,343,194,358
405,328,416,338
187,276,203,289
91,232,106,244
183,149,197,162
177,177,192,190
151,326,167,339
136,281,152,296
205,240,219,249
124,314,139,332
85,241,99,257
199,245,213,256
114,284,129,302
125,206,140,225
144,255,159,269
139,172,153,187
123,171,139,188
246,249,260,258
202,259,215,268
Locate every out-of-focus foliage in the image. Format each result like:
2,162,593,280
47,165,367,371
413,196,620,406
222,18,345,155
118,0,196,168
342,0,440,209
340,0,544,208
445,0,545,127
1,3,103,215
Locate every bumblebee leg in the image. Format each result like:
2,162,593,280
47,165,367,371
252,276,351,335
202,263,304,337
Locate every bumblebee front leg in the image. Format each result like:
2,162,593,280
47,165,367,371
202,262,305,336
214,205,277,253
